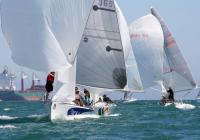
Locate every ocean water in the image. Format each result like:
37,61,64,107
0,100,200,140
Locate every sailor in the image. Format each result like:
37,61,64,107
44,72,55,101
98,102,109,115
84,89,92,106
73,87,83,106
167,87,174,101
103,94,113,104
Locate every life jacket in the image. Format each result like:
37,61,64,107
47,73,55,83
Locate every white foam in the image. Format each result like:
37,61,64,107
175,102,196,110
0,125,17,129
3,108,11,111
68,114,100,120
28,114,47,118
52,114,100,122
123,98,137,103
0,115,17,120
105,113,120,117
164,103,173,107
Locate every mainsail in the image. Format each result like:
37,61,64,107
129,14,164,89
151,8,196,92
76,0,127,89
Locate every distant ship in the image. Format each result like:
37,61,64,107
0,66,45,101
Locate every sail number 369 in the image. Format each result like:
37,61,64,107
98,0,113,7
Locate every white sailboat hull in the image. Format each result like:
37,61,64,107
51,102,116,121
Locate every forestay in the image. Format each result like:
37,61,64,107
76,0,127,89
151,8,196,92
1,0,94,72
129,15,164,89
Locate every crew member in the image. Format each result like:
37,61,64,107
44,72,55,101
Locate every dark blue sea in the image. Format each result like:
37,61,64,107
0,100,199,140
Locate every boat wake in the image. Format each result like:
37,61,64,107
0,114,50,124
104,113,120,117
51,114,101,122
174,102,196,110
68,114,100,120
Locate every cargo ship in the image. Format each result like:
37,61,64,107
0,67,45,101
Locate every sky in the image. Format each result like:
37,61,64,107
0,0,200,99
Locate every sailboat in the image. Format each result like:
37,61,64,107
129,8,196,108
1,0,130,120
197,89,200,100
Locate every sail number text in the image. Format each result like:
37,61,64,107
98,0,113,8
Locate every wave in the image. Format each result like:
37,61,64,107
3,108,11,111
0,114,50,124
0,125,17,129
0,115,17,120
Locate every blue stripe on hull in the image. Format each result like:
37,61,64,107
67,107,94,115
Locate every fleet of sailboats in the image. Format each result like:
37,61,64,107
0,0,198,121
129,7,197,109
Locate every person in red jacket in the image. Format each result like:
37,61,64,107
44,72,55,101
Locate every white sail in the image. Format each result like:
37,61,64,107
151,8,196,92
76,0,127,89
52,65,76,102
126,49,143,92
115,1,132,61
129,15,164,89
115,1,143,92
1,0,94,103
1,0,94,72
